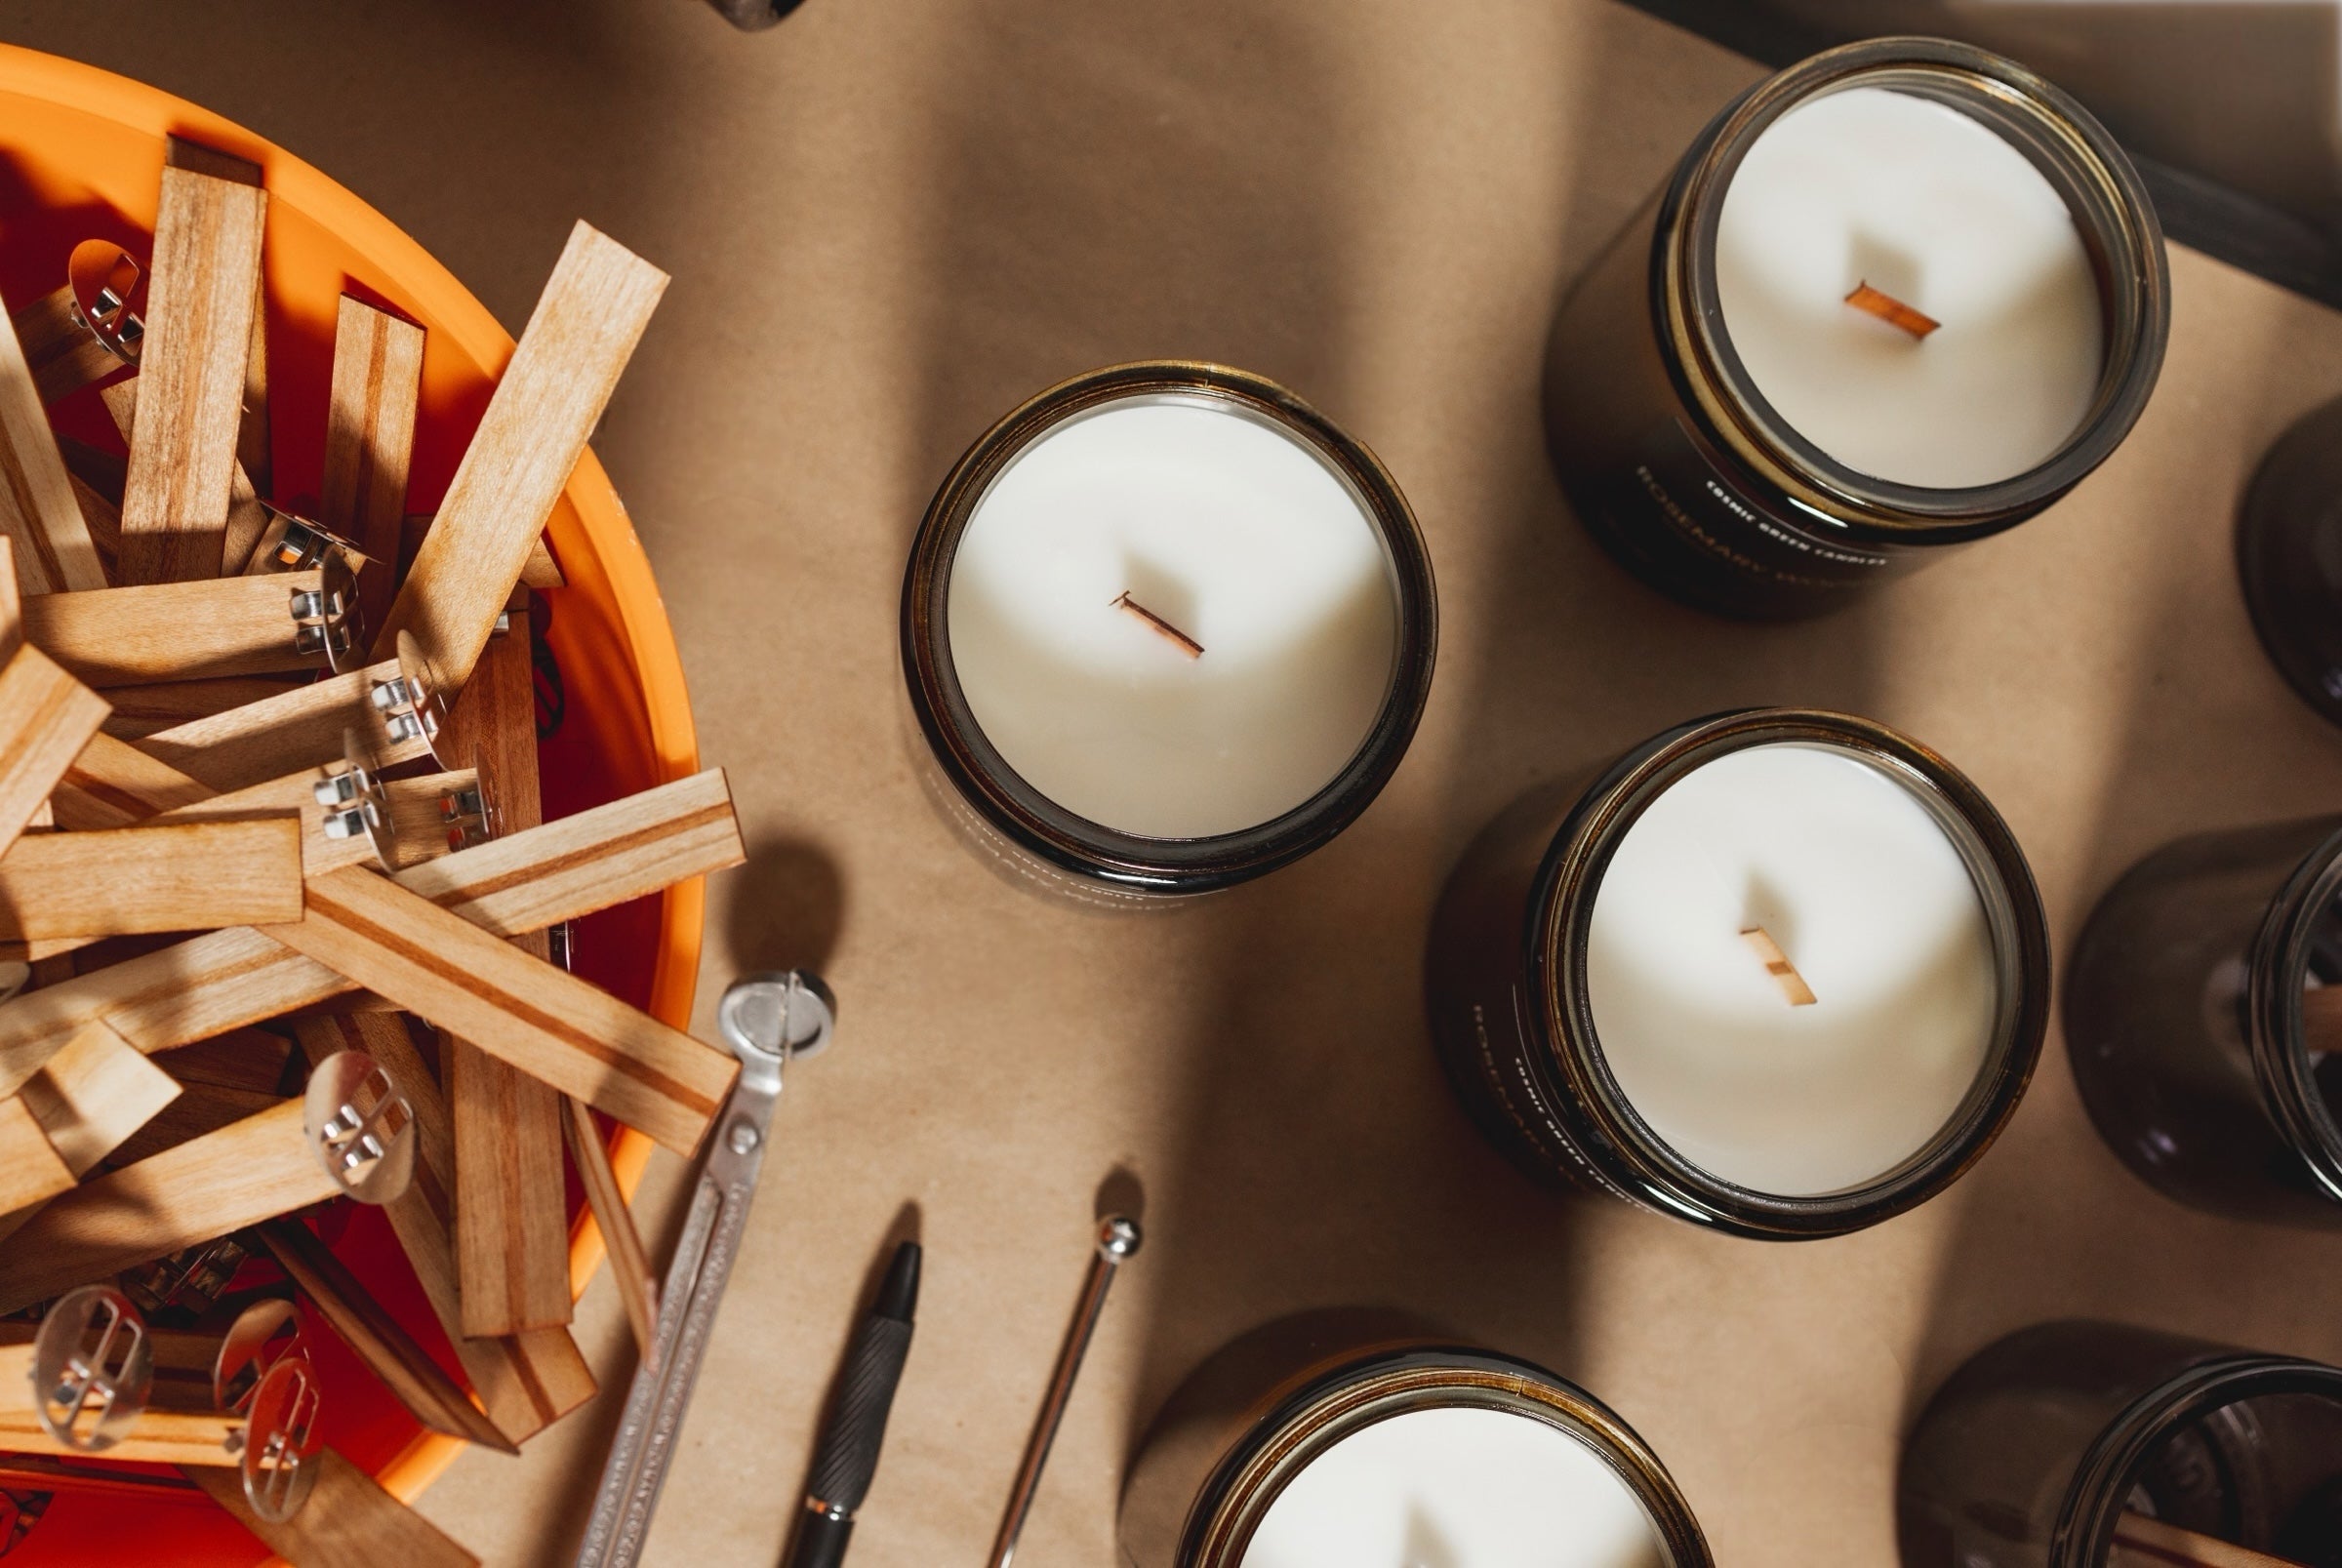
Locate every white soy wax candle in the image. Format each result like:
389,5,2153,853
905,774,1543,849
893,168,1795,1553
1586,743,1998,1196
1240,1407,1667,1568
1714,85,2104,490
1542,39,2168,618
908,365,1435,895
1428,708,2045,1237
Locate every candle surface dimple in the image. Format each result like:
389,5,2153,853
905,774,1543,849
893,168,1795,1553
1587,744,1998,1196
948,397,1398,839
1239,1407,1667,1568
1715,85,2103,489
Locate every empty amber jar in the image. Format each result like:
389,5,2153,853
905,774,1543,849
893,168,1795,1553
2239,396,2342,730
1901,1320,2342,1566
2066,815,2342,1227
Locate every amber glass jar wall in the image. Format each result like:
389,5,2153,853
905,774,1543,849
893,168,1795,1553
1901,1321,2342,1567
2238,396,2342,730
1544,37,2169,619
901,361,1437,903
1118,1310,1712,1568
1424,708,2050,1239
2065,815,2342,1227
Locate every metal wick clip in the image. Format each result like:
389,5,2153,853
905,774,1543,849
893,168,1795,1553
244,505,371,580
287,554,365,674
574,972,837,1568
66,239,144,363
314,727,493,869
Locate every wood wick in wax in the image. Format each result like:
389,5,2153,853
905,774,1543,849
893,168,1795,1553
2113,1508,2309,1568
1110,591,1204,660
1740,927,1817,1007
1844,281,1941,340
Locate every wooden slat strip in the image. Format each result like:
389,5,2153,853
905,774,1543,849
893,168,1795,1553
323,297,424,633
371,223,665,688
148,766,480,878
0,1097,74,1213
0,1098,339,1311
115,141,267,584
10,285,126,406
254,1218,517,1454
0,644,109,856
52,731,215,830
294,1014,594,1445
448,617,570,1337
0,819,303,941
0,287,104,593
401,513,562,591
0,770,743,1094
137,657,423,794
97,674,303,742
16,1019,180,1175
187,1447,479,1568
20,571,324,687
0,1342,238,1466
265,864,734,1155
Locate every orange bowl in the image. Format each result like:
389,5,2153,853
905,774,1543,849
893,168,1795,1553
0,42,701,1566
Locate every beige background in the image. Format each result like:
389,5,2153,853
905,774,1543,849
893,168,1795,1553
8,2,2342,1564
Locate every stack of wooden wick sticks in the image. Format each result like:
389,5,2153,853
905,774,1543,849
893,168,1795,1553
0,138,742,1565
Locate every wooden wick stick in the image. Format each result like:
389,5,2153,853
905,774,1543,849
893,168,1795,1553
187,1446,480,1568
2113,1510,2310,1568
562,1096,659,1372
116,140,267,584
293,1014,596,1446
253,1218,519,1454
1844,281,1940,340
1740,927,1817,1007
2302,984,2341,1056
1110,591,1204,659
0,644,109,856
321,297,424,633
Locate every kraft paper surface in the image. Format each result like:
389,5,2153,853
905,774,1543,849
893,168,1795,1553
8,2,2342,1564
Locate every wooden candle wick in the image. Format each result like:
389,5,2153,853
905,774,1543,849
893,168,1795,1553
1844,281,1941,340
2114,1509,2310,1568
1740,927,1817,1007
1110,591,1203,660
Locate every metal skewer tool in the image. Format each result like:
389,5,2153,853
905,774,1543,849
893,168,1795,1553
984,1214,1144,1568
575,971,838,1568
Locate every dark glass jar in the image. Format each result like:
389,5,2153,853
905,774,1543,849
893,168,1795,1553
902,361,1437,904
1425,708,2051,1239
2065,815,2342,1227
1545,37,2169,620
2239,396,2342,730
1900,1320,2342,1567
1118,1309,1711,1568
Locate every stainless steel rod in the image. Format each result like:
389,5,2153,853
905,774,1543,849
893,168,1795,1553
984,1215,1142,1568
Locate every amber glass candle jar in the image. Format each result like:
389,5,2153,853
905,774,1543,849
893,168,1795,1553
1119,1310,1711,1568
903,362,1436,904
1545,37,2168,619
2066,815,2342,1227
2239,397,2342,730
1426,708,2049,1239
1901,1321,2342,1566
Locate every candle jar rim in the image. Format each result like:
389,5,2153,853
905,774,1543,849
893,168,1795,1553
1526,707,2052,1238
902,360,1438,896
2248,823,2342,1196
1180,1344,1713,1568
2054,1348,2342,1567
1660,35,2171,537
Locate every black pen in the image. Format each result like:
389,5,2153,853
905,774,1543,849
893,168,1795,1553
785,1240,920,1568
